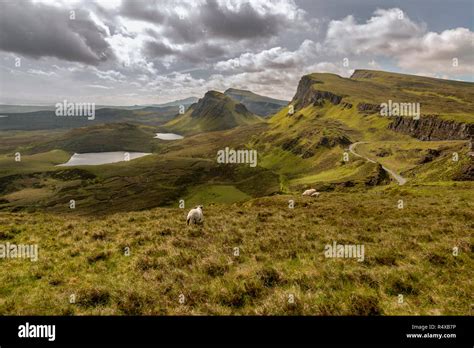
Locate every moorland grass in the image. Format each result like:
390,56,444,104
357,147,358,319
0,183,471,315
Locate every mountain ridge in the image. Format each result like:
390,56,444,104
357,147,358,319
163,90,262,134
224,88,288,117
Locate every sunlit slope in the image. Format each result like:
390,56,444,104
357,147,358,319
255,70,473,187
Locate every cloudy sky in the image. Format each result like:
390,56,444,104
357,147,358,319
0,0,473,105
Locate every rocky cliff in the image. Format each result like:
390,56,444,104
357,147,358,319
291,75,343,109
388,115,473,141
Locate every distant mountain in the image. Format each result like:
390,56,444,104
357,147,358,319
0,97,199,114
224,88,288,117
164,90,262,134
0,104,56,113
151,97,199,108
0,106,179,131
0,97,201,131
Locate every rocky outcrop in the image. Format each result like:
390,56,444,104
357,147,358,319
341,102,353,109
280,133,351,158
417,149,441,164
317,135,351,148
388,115,474,141
357,103,381,114
291,75,343,109
453,163,474,181
365,164,390,186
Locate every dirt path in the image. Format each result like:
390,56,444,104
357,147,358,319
349,142,407,185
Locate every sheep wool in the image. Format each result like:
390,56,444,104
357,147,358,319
187,206,204,225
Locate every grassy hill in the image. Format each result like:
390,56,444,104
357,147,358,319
27,123,158,155
163,91,263,135
254,70,473,189
0,183,472,315
224,88,288,117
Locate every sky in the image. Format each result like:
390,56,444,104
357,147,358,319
0,0,473,105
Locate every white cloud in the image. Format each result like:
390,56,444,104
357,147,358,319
215,40,322,72
398,28,474,75
212,40,352,99
86,84,114,89
27,69,57,77
326,8,425,55
325,8,474,76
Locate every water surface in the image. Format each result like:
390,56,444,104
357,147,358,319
155,133,184,140
57,151,151,166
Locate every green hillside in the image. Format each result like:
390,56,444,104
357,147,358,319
27,123,158,154
291,70,474,122
254,70,473,189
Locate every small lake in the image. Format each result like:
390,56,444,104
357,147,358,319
57,151,151,166
155,133,184,140
0,115,8,118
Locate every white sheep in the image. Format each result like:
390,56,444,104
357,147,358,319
186,205,203,225
302,189,317,196
311,192,320,197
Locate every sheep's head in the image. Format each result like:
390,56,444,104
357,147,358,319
196,205,203,210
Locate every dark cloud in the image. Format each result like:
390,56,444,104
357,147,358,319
144,41,177,57
120,0,296,43
161,16,204,44
200,0,285,40
138,0,301,65
0,1,114,65
120,0,164,23
144,40,226,65
181,43,227,63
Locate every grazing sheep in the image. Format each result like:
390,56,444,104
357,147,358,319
186,205,203,225
302,189,317,196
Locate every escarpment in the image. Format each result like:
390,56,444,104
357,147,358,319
291,75,343,109
388,115,474,141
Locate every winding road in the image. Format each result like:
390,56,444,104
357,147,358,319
348,142,407,185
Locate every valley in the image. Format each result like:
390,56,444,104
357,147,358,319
0,69,472,315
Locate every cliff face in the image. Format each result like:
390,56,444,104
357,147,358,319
288,73,473,143
291,75,342,109
388,115,474,141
